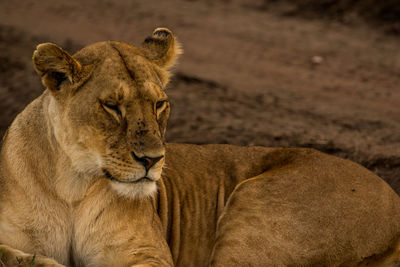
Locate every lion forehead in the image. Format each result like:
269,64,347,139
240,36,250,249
75,42,166,81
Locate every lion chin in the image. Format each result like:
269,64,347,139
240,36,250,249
103,168,162,199
110,180,157,199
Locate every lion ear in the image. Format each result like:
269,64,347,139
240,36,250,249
139,28,182,69
32,43,82,91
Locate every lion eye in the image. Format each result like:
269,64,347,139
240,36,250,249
156,100,167,110
102,101,122,121
104,102,119,112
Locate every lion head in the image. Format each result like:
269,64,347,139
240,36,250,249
32,28,181,198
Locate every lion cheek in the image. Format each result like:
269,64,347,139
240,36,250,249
68,148,104,176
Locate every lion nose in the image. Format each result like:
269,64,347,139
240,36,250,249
131,152,164,171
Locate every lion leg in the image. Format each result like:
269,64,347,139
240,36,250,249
209,174,288,267
0,244,64,267
209,166,400,266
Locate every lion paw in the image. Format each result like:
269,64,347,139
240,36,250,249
0,245,65,267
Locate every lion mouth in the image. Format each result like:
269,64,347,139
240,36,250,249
103,170,154,184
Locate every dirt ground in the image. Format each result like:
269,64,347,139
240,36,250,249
0,0,399,193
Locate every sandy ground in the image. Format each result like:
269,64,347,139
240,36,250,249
0,0,399,193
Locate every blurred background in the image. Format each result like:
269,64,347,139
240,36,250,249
0,0,399,193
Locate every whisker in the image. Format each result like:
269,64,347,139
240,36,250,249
104,158,135,168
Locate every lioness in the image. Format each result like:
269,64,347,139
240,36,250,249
0,28,399,267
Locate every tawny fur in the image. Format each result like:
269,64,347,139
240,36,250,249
0,28,399,267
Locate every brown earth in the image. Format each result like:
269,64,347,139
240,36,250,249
0,0,399,193
261,0,400,34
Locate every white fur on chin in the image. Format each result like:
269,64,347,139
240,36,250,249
110,181,157,199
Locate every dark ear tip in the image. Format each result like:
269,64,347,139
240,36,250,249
144,37,153,43
153,28,172,38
